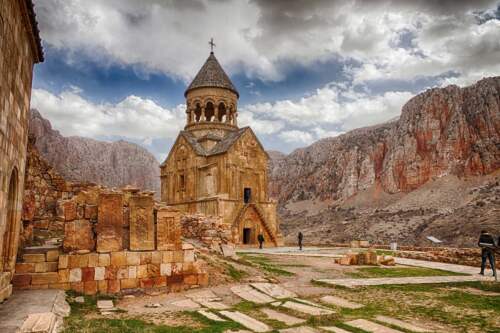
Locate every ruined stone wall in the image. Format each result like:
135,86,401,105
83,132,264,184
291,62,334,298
0,0,42,302
181,213,232,248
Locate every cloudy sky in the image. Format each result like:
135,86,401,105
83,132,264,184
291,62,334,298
31,0,500,161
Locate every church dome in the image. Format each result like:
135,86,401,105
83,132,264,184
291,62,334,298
185,52,239,97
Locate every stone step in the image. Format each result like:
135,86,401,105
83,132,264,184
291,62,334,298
281,301,334,316
260,308,306,326
219,310,272,332
345,319,405,333
319,295,364,309
23,246,60,255
231,285,275,304
374,315,431,333
250,283,297,299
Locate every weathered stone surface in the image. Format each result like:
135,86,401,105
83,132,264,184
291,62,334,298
374,316,431,333
129,195,155,251
219,311,271,332
197,310,226,321
320,295,364,309
279,327,319,333
319,327,351,333
251,283,297,299
281,301,334,316
156,207,182,250
96,193,124,252
19,312,57,333
63,220,95,252
231,285,275,304
260,308,306,326
345,319,404,333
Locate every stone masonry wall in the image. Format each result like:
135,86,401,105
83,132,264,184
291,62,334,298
181,213,232,248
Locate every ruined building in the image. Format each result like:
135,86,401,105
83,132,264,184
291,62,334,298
160,50,283,247
0,0,43,301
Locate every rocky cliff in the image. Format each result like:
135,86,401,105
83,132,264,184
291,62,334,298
270,77,500,204
29,109,160,193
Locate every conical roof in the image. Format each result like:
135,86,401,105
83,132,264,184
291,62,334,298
185,52,239,97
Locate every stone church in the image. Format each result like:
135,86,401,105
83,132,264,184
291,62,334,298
161,49,282,247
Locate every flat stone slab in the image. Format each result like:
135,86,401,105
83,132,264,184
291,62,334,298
281,301,334,316
260,308,306,325
186,290,220,301
251,283,297,299
170,299,201,309
316,275,489,288
293,298,331,310
320,295,364,309
319,327,351,333
220,311,271,332
97,300,114,309
19,312,56,333
231,285,275,304
375,315,431,333
345,319,404,333
197,310,226,321
395,258,481,275
279,327,319,333
197,300,230,310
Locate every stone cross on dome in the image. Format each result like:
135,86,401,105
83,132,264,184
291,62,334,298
209,38,216,53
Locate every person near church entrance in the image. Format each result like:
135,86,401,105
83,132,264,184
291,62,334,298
258,234,265,249
298,232,303,250
478,230,497,280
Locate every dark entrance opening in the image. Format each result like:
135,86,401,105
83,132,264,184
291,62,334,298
244,188,251,203
243,228,252,244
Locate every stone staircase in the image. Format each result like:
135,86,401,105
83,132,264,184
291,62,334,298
13,245,61,290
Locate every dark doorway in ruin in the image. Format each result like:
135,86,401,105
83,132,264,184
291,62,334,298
243,228,252,244
244,188,251,203
2,169,18,271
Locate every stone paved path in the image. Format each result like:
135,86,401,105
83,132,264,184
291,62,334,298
281,300,335,316
316,275,489,288
320,295,364,309
319,327,351,333
260,308,306,325
0,290,67,333
231,285,275,304
345,319,405,333
395,257,481,275
220,311,271,332
197,310,226,321
375,315,431,333
251,283,297,299
279,326,319,333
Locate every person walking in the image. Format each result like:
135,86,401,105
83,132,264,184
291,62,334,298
258,233,264,249
298,231,303,251
478,230,497,280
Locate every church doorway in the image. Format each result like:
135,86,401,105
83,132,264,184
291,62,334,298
242,228,252,245
243,188,251,203
2,169,18,271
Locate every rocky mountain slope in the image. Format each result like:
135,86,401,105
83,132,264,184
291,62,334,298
29,109,160,192
270,77,500,247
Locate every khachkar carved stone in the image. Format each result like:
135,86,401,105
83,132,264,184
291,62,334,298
156,207,182,250
129,195,155,251
97,193,124,253
64,220,95,252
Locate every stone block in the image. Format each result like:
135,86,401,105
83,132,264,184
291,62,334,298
81,267,95,282
151,251,162,264
128,266,137,278
70,282,84,293
117,267,128,280
156,207,182,250
105,266,118,280
107,279,120,293
49,283,71,290
69,254,88,268
198,273,209,287
98,253,110,266
94,267,105,281
154,276,167,287
184,274,198,285
162,251,173,263
121,278,138,289
147,264,160,277
139,278,154,289
63,220,95,252
58,200,77,221
35,262,48,273
110,252,127,266
137,265,148,278
12,274,31,288
58,269,70,283
97,193,124,252
20,312,57,333
23,254,45,263
184,249,195,262
84,205,98,219
88,253,99,267
84,281,97,295
59,255,69,269
15,263,35,274
69,268,82,282
129,195,155,250
140,252,152,264
31,272,59,285
173,250,184,263
46,250,59,262
47,262,58,272
97,280,108,293
126,252,140,266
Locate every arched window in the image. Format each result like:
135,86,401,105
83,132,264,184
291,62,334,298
205,102,214,122
194,103,202,122
218,102,226,122
2,168,18,271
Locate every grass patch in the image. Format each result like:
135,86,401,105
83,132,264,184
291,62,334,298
223,262,247,281
346,266,467,279
440,291,500,311
239,254,295,276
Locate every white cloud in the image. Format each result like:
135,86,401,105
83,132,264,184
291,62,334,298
278,130,315,145
31,88,185,140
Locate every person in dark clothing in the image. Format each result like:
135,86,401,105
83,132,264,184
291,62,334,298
257,234,264,249
478,230,497,280
298,232,303,251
